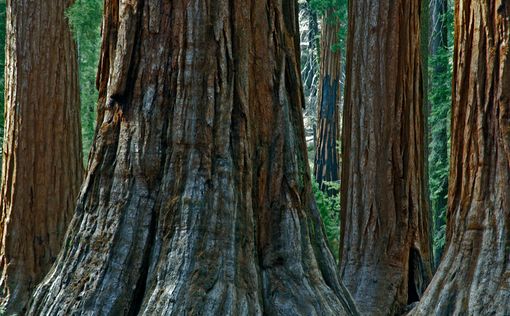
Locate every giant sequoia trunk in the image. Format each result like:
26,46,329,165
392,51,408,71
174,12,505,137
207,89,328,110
0,0,83,314
339,0,433,314
28,1,359,315
411,1,510,314
314,9,341,192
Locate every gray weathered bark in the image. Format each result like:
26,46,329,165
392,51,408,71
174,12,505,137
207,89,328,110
28,1,359,315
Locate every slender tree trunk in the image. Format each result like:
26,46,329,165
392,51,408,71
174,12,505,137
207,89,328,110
314,10,341,193
430,0,448,56
428,0,450,266
28,1,359,315
0,0,83,314
411,1,510,314
339,0,433,314
299,0,320,149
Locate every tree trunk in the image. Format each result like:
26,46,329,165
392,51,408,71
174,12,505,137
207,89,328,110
299,0,320,149
28,1,359,315
339,0,433,314
430,0,448,56
300,0,320,111
428,0,450,267
0,0,83,314
410,1,510,314
314,9,341,193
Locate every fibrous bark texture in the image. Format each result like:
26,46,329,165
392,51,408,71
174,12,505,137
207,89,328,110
411,1,510,314
0,0,83,314
28,1,359,315
339,0,433,314
314,10,341,192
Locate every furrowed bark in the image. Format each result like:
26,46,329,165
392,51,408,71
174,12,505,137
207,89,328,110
28,0,359,315
411,1,510,314
0,0,83,314
314,9,341,193
339,0,433,314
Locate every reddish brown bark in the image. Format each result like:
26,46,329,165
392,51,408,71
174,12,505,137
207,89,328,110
314,9,341,193
0,0,83,314
411,1,510,314
28,1,359,315
339,0,433,314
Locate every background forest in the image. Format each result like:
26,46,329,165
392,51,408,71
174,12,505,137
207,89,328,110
0,0,453,267
301,0,453,264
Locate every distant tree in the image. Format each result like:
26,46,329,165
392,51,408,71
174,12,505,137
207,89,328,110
299,0,320,127
313,8,341,193
410,1,510,314
28,1,359,315
0,0,83,313
340,0,433,314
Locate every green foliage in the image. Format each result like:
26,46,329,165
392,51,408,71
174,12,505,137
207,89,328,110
66,0,102,160
313,178,340,260
428,2,454,258
309,0,348,55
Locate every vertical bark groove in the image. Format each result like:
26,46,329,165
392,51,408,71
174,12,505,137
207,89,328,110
28,1,359,315
411,1,510,314
340,1,433,314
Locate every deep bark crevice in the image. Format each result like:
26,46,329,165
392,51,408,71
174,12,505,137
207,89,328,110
407,248,422,305
27,1,359,315
128,204,158,316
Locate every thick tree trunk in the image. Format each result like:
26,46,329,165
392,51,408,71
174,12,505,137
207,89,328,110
428,0,450,266
411,1,510,314
28,1,359,315
314,10,341,193
339,1,433,314
0,0,83,314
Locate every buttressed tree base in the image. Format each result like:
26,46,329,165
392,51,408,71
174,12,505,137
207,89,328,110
28,1,359,315
411,1,510,314
340,0,433,314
